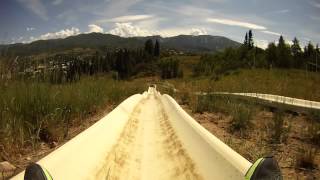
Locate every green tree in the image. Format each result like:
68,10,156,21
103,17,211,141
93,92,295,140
154,39,160,57
159,58,181,79
266,42,277,68
316,44,320,71
244,32,248,46
305,41,315,59
144,39,154,55
291,37,302,56
291,37,302,68
172,59,179,77
277,36,292,68
248,30,254,49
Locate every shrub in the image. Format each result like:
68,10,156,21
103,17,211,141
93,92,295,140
0,76,144,150
230,104,252,133
308,110,320,123
193,95,222,113
180,91,190,105
194,95,211,113
306,123,320,145
110,71,119,80
295,146,318,170
158,58,182,79
269,111,290,144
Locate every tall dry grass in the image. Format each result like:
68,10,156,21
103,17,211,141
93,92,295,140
0,75,144,150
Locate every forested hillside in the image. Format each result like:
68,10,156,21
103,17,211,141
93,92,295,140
194,30,320,78
0,33,240,56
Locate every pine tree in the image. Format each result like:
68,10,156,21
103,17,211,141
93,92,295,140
266,42,277,68
305,41,315,58
277,36,292,68
248,30,254,49
154,39,160,57
291,37,302,68
144,39,154,55
316,44,319,71
244,33,248,46
291,37,301,56
303,42,315,70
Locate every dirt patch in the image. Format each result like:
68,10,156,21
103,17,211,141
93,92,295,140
181,105,320,180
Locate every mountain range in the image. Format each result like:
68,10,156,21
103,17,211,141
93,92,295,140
0,33,241,56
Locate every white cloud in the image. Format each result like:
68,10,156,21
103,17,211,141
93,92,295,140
108,22,209,37
52,0,63,5
97,14,153,23
278,9,290,13
287,40,294,46
26,27,80,43
255,39,269,49
190,28,208,36
88,24,104,33
9,36,26,44
109,23,153,37
17,0,48,21
261,30,281,36
157,28,209,37
135,17,164,30
29,36,35,40
310,15,320,21
176,5,214,17
94,0,145,17
206,18,266,30
310,0,320,8
38,27,80,40
272,9,290,14
26,27,35,31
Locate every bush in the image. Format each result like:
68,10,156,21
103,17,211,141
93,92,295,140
295,146,318,170
110,71,119,80
180,91,190,105
193,95,222,113
306,123,320,145
194,95,211,113
269,111,290,144
0,76,143,150
308,110,320,123
158,58,182,79
230,104,253,133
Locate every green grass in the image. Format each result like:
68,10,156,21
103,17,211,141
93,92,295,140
168,66,320,102
0,75,144,150
211,69,320,101
230,103,253,134
188,94,255,136
268,110,290,144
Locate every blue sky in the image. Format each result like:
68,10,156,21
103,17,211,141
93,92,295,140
1,0,320,48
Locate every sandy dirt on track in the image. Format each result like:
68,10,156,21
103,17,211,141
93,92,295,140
95,93,203,180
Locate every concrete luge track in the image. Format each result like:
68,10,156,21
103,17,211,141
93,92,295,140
209,92,320,111
12,87,251,180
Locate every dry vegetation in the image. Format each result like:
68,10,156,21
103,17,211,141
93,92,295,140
160,55,320,179
1,54,319,179
171,93,320,179
166,55,320,102
0,75,147,178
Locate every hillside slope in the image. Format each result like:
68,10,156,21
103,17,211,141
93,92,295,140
0,33,240,56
